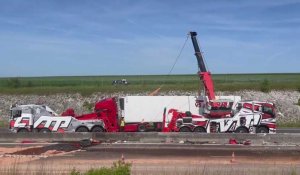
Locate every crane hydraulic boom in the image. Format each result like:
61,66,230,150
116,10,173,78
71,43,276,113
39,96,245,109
189,31,216,101
189,31,234,118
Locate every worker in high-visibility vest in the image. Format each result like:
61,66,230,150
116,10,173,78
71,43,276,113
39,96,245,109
120,117,125,132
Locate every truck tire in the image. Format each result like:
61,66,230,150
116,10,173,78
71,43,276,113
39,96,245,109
17,128,29,133
80,139,92,147
179,126,191,132
91,126,104,132
235,127,248,133
257,126,269,133
193,127,206,133
76,127,89,132
138,124,146,132
39,128,51,133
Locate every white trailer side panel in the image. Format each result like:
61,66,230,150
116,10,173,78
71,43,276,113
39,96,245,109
122,96,199,123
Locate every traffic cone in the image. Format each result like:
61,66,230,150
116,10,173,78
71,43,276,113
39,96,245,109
230,152,236,163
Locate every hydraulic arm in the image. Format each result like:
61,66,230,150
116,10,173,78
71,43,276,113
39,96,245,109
189,31,216,101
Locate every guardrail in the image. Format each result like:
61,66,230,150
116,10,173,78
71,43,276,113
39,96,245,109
1,133,300,145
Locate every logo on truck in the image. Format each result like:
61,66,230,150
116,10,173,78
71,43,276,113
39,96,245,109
14,116,72,131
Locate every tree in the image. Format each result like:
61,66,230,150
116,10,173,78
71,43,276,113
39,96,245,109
260,79,270,93
7,78,21,88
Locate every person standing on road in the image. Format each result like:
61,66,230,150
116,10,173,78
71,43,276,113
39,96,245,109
120,117,125,132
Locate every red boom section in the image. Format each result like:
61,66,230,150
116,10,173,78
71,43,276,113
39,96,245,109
199,72,215,101
163,109,181,132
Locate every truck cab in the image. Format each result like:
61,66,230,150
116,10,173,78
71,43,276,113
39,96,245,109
239,101,276,119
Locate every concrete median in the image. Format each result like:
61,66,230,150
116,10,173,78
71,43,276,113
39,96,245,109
1,132,300,146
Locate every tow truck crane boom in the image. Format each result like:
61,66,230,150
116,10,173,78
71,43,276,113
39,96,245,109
189,31,216,101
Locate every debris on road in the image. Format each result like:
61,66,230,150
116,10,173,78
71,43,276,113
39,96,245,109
229,138,238,144
229,138,251,145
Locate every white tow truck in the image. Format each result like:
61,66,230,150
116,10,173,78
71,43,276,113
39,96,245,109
9,104,105,133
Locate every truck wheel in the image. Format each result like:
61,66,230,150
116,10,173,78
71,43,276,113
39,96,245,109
179,126,191,132
138,124,146,132
39,128,51,133
235,127,248,133
80,139,92,147
193,127,206,133
17,128,29,133
91,126,104,132
257,127,269,133
76,127,89,132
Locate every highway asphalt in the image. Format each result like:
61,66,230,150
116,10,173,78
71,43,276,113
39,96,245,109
276,128,300,133
1,142,299,175
84,143,300,157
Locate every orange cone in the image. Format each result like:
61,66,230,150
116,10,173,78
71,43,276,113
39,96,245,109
230,152,236,163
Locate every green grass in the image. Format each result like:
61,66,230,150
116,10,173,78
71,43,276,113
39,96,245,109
277,121,300,128
0,73,299,95
0,119,8,128
70,160,131,175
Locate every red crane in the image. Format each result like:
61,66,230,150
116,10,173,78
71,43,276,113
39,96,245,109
190,32,233,118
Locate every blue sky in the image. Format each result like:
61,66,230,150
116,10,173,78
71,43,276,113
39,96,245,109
0,0,299,77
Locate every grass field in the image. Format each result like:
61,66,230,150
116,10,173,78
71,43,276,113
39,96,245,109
0,73,299,95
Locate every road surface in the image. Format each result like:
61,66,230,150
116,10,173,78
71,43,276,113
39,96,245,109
1,142,300,175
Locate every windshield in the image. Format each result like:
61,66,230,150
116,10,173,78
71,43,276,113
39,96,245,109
262,106,275,117
10,109,22,119
33,106,53,119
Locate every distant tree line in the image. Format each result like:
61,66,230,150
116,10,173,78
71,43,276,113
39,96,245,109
6,78,33,88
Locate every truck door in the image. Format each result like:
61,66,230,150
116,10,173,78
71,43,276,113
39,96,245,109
119,98,125,118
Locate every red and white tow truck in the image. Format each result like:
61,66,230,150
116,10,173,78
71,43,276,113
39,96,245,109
162,32,276,133
9,104,105,133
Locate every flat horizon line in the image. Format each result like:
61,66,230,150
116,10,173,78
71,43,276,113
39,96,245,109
0,72,299,79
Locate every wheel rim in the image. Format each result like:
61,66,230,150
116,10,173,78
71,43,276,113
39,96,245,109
258,128,268,133
194,127,205,132
138,125,146,132
180,127,190,132
77,127,88,132
92,127,103,132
